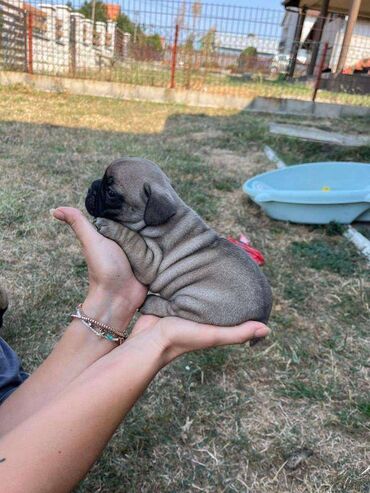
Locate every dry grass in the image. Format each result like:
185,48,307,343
0,85,369,493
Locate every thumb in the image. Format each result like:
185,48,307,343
205,321,271,348
52,207,100,247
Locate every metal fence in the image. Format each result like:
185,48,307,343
1,0,369,105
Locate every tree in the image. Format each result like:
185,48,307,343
238,46,258,72
200,27,216,68
76,2,162,60
200,27,216,53
116,12,143,40
145,34,163,53
79,0,107,22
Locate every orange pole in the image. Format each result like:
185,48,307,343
27,12,33,74
170,24,179,89
312,42,328,101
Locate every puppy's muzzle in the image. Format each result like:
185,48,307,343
85,179,102,217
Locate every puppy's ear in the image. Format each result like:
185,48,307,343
143,182,177,226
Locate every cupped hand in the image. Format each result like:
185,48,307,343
53,207,147,327
129,314,271,366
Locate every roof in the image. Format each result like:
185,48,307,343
105,3,120,21
23,2,47,18
284,0,370,19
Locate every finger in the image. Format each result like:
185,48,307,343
52,207,101,248
198,321,270,348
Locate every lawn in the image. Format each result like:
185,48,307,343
0,85,369,492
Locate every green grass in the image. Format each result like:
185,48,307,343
0,85,369,492
290,239,362,276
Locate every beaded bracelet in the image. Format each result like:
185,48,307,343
71,304,128,345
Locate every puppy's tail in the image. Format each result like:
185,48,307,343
0,287,8,329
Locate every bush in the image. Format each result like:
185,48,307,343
238,46,258,73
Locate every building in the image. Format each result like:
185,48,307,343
215,33,279,58
283,0,370,76
281,7,370,73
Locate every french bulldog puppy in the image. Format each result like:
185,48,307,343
86,158,272,336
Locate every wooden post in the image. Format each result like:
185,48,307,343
335,0,362,74
312,42,328,101
27,11,33,74
170,24,179,89
286,7,307,79
307,0,330,76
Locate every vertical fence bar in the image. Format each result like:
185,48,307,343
312,42,328,102
170,23,179,89
27,11,33,74
23,10,28,73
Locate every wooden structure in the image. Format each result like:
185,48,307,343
284,0,370,75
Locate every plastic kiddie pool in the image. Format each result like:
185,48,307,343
243,162,370,224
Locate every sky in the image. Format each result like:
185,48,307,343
120,0,285,40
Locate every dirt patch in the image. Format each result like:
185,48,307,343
196,147,269,175
165,129,225,145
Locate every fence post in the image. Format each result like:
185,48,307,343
23,11,28,73
26,11,33,74
170,23,179,89
312,42,328,102
70,16,76,76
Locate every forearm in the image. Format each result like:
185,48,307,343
0,338,164,493
0,291,137,435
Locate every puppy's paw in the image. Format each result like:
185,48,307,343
94,217,121,240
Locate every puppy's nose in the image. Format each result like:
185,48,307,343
91,179,102,190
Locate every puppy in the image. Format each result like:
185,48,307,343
86,158,272,335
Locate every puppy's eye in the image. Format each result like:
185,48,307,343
107,188,115,198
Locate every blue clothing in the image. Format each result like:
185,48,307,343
0,337,28,404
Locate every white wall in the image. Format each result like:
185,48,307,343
321,16,370,70
280,10,298,54
11,4,129,75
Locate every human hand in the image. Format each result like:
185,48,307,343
53,207,147,329
128,314,271,366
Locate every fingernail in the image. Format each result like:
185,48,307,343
51,208,65,220
254,326,270,338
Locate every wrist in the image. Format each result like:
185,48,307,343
131,322,178,367
83,290,137,333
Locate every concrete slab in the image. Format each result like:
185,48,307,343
269,122,370,146
252,97,282,113
314,102,341,119
285,99,314,115
340,104,369,117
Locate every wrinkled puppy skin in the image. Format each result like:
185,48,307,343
86,157,272,344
